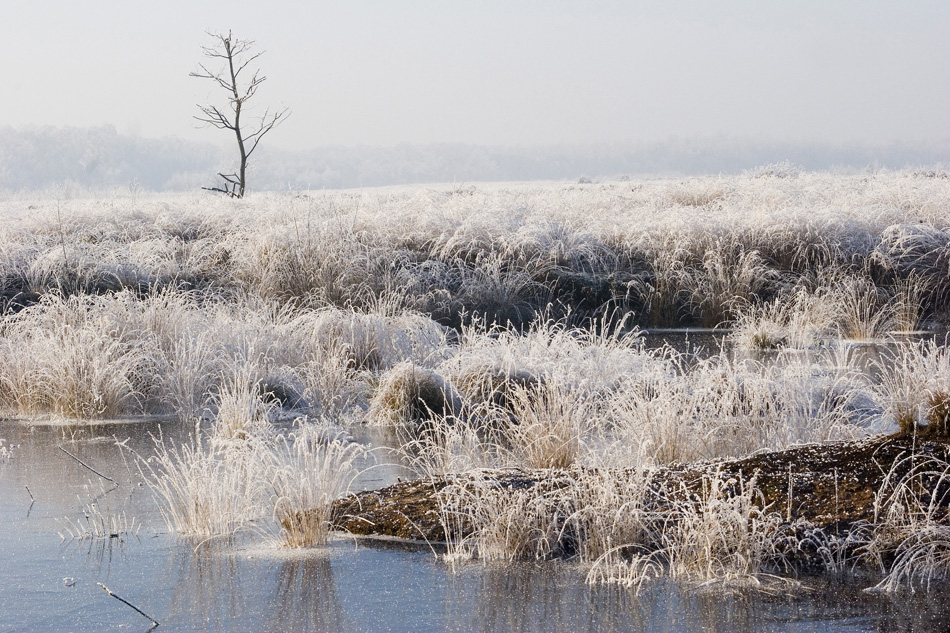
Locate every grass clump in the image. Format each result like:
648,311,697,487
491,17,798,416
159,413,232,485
502,379,599,469
436,466,792,591
269,421,366,547
439,474,565,563
586,471,790,591
0,293,153,418
367,362,462,427
145,426,271,537
211,363,275,441
662,472,785,586
874,339,950,436
866,454,950,592
682,244,778,328
143,379,364,545
61,500,140,541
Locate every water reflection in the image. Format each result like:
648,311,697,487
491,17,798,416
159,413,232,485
267,555,345,633
167,538,248,630
640,329,948,370
0,418,181,511
162,537,348,633
439,561,950,633
444,562,650,633
439,563,767,633
60,530,132,578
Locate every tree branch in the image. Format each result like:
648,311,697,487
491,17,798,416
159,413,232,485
244,107,290,159
193,104,236,130
234,52,264,79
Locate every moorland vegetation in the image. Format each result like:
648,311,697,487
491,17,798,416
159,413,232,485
1,169,949,590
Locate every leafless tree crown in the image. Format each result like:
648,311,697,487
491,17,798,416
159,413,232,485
191,30,289,198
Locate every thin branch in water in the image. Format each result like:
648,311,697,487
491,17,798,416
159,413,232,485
59,446,119,487
25,485,35,518
97,582,159,627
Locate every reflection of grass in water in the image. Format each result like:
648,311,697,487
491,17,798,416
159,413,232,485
268,555,345,633
167,538,245,626
164,540,346,631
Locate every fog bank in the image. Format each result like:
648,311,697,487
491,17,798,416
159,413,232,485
2,124,948,193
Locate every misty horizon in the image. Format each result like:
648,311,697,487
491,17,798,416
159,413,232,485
4,3,949,193
1,123,949,194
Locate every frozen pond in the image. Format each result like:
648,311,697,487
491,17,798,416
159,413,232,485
2,418,949,632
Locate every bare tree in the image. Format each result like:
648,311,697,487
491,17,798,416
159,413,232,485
191,30,289,198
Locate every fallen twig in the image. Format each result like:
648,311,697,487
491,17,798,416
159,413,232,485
97,582,159,627
25,484,35,518
59,446,118,487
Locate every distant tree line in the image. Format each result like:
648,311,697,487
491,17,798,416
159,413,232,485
0,125,222,192
1,124,948,193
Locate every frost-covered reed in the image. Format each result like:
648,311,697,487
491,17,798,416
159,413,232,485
873,338,950,435
61,500,140,541
2,171,949,330
145,428,271,537
865,453,950,591
144,412,364,546
436,465,792,590
4,172,950,583
375,317,878,476
269,421,366,547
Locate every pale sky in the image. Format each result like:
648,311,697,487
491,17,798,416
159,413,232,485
3,1,949,151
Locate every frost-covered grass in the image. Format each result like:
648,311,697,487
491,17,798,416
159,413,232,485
144,423,273,537
143,409,363,547
873,338,950,435
2,171,949,330
3,171,950,582
0,290,447,421
863,453,950,592
436,466,792,590
375,319,877,474
60,500,140,541
269,421,366,547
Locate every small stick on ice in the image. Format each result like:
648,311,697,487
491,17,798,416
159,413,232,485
59,446,118,487
97,582,159,627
